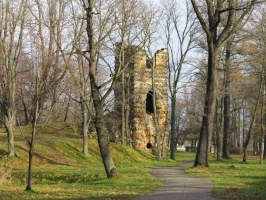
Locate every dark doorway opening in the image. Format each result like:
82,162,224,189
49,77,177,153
146,91,154,114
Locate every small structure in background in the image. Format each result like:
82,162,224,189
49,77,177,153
114,44,169,157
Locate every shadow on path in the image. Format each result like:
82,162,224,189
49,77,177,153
134,162,219,200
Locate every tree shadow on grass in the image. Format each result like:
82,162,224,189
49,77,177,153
25,190,138,200
0,148,8,156
16,145,69,166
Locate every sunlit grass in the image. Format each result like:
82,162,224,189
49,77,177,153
186,154,266,199
3,123,266,199
0,122,196,199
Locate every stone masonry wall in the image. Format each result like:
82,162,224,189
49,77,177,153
114,44,169,157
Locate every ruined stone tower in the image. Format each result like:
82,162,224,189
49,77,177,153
114,44,169,157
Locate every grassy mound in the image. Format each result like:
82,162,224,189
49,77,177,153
0,122,190,199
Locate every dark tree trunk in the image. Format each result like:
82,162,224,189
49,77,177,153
20,89,29,125
194,45,218,167
125,102,130,146
264,135,266,159
26,140,34,191
222,40,232,159
170,93,177,160
93,101,117,177
216,98,223,161
243,69,263,162
85,0,117,178
223,94,231,159
26,96,38,191
64,97,70,123
191,0,257,168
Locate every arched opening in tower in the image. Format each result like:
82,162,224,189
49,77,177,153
146,91,154,114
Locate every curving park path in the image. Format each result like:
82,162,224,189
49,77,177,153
134,163,219,200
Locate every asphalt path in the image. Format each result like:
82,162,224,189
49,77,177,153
134,163,219,200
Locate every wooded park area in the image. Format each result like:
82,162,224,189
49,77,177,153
1,0,266,193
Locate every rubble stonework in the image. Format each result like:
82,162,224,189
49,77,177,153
114,44,169,157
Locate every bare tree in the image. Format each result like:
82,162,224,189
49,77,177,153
222,39,234,159
24,0,70,190
240,6,266,162
0,0,28,157
243,70,263,162
78,0,118,178
191,0,258,167
67,0,92,156
161,0,198,160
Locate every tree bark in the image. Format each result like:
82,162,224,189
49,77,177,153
260,72,266,164
223,94,231,159
82,100,89,156
263,136,266,160
26,138,34,191
222,40,233,159
216,98,223,161
85,0,117,177
93,101,117,177
26,92,39,191
194,45,218,167
170,94,177,160
243,70,263,162
191,0,257,167
153,57,161,161
4,112,16,157
0,0,27,157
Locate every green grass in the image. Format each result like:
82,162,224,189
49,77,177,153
4,122,265,199
0,122,195,199
186,154,266,200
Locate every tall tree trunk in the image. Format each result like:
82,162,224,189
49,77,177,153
125,101,130,146
26,93,38,191
264,135,266,159
170,93,177,160
260,137,265,164
85,0,117,178
153,57,161,161
216,98,223,161
260,75,266,163
222,41,232,159
0,111,4,128
121,69,125,145
82,100,89,156
194,45,218,167
5,116,15,157
243,70,264,162
93,101,117,177
64,96,71,123
0,0,27,158
20,89,30,125
191,0,257,168
25,135,34,191
242,105,245,148
223,94,231,159
4,52,16,158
